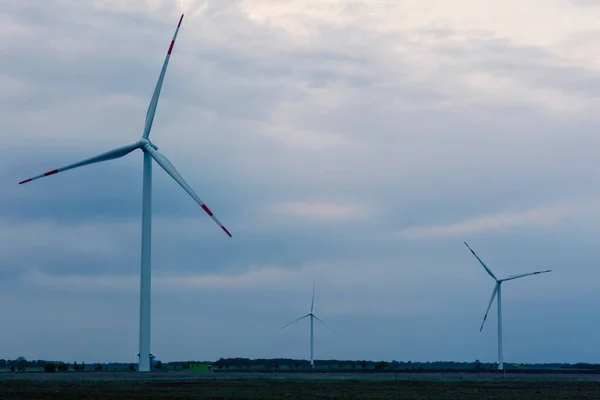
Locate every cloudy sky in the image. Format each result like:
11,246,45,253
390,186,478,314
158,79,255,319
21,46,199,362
2,0,600,365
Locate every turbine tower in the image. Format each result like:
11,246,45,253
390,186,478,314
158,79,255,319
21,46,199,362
18,15,232,372
281,282,333,369
464,242,551,371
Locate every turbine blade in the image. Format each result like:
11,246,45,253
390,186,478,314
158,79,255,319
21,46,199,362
464,242,497,280
313,315,335,332
281,314,310,330
480,283,499,332
501,270,552,282
144,146,231,237
142,14,184,140
311,281,315,313
18,143,140,184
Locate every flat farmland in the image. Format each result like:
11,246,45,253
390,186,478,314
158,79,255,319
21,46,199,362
1,372,599,399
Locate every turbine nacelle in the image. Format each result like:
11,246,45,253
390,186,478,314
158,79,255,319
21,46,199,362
137,138,159,151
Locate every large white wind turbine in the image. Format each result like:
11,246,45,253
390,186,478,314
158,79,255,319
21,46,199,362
18,15,232,372
464,242,551,371
281,282,333,369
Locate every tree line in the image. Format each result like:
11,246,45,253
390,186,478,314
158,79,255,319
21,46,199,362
2,357,600,372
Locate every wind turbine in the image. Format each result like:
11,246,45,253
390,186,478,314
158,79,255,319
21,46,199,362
464,242,551,371
18,14,232,372
281,282,333,369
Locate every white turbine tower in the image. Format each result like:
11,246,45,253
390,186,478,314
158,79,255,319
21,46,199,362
464,242,551,371
18,15,232,372
281,282,333,369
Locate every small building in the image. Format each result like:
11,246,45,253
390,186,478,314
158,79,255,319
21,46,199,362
189,363,212,372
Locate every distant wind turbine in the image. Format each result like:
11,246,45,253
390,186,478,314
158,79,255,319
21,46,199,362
464,242,551,371
281,282,334,369
18,14,232,372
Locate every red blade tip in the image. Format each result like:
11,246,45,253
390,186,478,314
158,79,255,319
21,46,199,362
19,178,32,184
221,226,232,237
178,14,184,27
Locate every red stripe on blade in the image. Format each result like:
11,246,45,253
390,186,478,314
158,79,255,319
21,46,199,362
221,226,232,237
19,178,32,184
178,14,184,27
167,40,175,54
44,169,58,177
201,204,213,216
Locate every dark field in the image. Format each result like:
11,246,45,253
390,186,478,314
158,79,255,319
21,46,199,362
1,372,600,399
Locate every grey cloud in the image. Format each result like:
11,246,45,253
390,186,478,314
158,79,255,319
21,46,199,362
430,32,600,97
570,0,600,6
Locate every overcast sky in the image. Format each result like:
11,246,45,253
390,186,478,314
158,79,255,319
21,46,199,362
2,0,600,365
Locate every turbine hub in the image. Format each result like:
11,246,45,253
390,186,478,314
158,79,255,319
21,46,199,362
138,138,159,151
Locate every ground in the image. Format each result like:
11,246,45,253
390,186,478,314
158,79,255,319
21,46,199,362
0,372,599,399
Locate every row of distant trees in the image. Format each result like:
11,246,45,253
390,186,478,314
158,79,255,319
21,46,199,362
3,357,600,372
209,358,500,371
210,358,600,372
0,358,163,373
42,361,166,372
